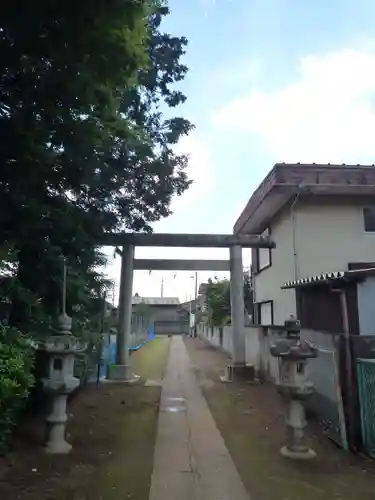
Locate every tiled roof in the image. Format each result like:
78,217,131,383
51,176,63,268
132,296,180,305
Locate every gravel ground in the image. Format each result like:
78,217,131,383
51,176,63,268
184,336,375,500
0,336,171,500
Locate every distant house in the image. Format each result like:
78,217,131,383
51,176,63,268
235,163,375,334
132,294,180,320
132,294,180,306
132,294,187,334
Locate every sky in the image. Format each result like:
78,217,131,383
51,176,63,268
104,0,375,304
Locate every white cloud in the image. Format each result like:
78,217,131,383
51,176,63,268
212,48,375,163
166,132,214,215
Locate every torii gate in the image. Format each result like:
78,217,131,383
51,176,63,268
101,233,275,382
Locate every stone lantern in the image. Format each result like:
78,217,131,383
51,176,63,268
39,259,87,454
270,316,318,460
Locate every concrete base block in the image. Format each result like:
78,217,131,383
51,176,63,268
107,364,140,384
144,379,163,387
280,445,316,460
44,439,72,455
220,364,256,383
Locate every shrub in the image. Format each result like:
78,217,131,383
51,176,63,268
0,326,35,452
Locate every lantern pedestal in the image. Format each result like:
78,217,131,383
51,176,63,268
270,318,318,460
44,394,72,454
39,314,87,454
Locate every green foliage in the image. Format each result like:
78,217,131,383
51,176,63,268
0,1,193,332
204,273,254,327
243,273,254,316
0,1,194,450
0,326,35,452
205,278,231,327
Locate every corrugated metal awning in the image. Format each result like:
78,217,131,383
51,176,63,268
281,268,375,289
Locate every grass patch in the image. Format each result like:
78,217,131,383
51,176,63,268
133,336,171,382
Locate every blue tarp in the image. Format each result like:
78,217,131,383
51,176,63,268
147,322,155,340
107,341,116,365
92,325,156,381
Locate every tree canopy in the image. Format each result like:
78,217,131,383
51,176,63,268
0,1,194,332
204,274,253,327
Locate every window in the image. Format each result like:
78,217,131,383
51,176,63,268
254,228,272,272
255,301,274,325
363,207,375,232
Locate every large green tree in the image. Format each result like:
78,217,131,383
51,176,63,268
205,278,231,327
0,1,194,330
204,273,254,327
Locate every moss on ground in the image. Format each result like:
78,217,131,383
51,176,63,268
0,337,171,500
133,335,170,382
93,336,170,500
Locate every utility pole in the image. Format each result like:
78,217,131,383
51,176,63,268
188,294,193,336
160,275,164,298
193,272,198,337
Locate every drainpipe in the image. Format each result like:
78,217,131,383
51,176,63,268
331,287,355,450
290,190,301,281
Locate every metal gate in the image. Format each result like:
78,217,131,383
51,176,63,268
307,347,347,448
356,359,375,457
301,329,348,449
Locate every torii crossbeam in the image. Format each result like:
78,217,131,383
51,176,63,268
101,233,275,382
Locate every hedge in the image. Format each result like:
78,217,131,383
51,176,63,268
0,326,35,452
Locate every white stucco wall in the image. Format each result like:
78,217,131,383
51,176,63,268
198,324,262,370
254,211,296,325
244,327,261,371
357,276,375,335
254,199,375,325
294,202,375,276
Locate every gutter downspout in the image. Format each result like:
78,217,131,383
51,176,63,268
331,287,355,450
291,190,302,281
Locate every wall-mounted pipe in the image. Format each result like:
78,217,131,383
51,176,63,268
291,191,301,281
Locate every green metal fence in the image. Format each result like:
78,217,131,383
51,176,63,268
356,359,375,458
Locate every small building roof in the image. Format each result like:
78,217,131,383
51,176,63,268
234,163,375,235
132,296,180,306
281,268,375,289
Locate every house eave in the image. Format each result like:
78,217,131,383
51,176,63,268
234,186,297,234
234,163,375,235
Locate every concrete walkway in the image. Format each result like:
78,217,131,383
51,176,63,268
149,336,250,500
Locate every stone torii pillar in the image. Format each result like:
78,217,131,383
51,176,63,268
108,244,139,382
220,245,249,382
229,245,246,366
